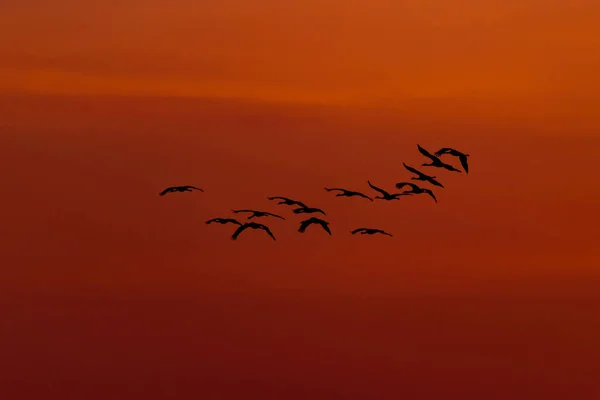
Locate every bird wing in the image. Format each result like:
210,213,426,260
459,154,469,173
223,218,241,225
324,187,342,192
265,212,285,220
433,147,453,156
267,196,284,201
318,220,332,235
423,189,437,202
232,209,253,214
417,144,438,162
205,218,218,224
159,187,174,196
426,176,444,188
298,219,311,233
352,191,373,200
259,225,276,240
442,161,462,172
403,163,424,177
367,181,389,196
351,228,366,234
231,224,250,240
396,182,419,190
187,186,204,192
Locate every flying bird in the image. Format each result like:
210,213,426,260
159,186,203,196
433,147,470,173
351,228,392,237
403,163,445,188
417,144,462,173
231,209,285,220
367,181,413,201
205,218,242,226
324,187,373,201
394,182,438,203
298,217,331,235
231,222,276,241
292,206,326,216
267,196,308,208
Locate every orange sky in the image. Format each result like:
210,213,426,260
1,1,600,399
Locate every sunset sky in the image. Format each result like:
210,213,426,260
1,1,600,399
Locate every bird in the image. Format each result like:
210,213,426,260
205,218,242,226
351,228,392,237
267,196,308,208
298,217,331,235
417,144,462,173
231,209,285,220
292,206,326,216
433,147,470,174
159,186,203,196
324,187,373,201
231,222,276,241
394,182,438,203
367,181,413,201
402,163,445,188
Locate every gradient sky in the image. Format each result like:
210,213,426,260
1,1,600,399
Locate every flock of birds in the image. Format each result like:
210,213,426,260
159,145,470,241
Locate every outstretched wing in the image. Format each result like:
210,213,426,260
351,228,366,234
324,187,343,192
380,230,393,237
459,154,469,173
231,224,250,240
433,147,453,157
267,196,286,201
258,225,276,240
441,161,462,173
298,219,312,233
352,191,373,201
423,189,438,203
231,209,253,214
187,186,204,192
265,212,285,220
403,163,424,177
318,220,332,235
367,181,389,196
159,187,174,196
417,144,438,162
426,176,444,188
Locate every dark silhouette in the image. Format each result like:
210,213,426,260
298,217,331,235
159,186,203,196
403,163,445,188
267,196,308,208
231,209,285,220
324,187,373,201
351,228,392,237
231,222,276,241
293,206,326,216
395,182,438,203
367,181,413,201
206,218,242,226
433,147,470,173
417,144,462,172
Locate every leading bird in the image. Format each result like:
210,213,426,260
434,147,470,174
417,144,462,173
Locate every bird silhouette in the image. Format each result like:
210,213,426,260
267,196,308,208
231,222,276,241
351,228,392,237
159,186,203,196
298,217,331,235
324,187,373,201
402,163,445,188
394,182,438,203
231,209,285,220
205,218,242,226
367,181,413,200
417,144,462,172
293,206,326,216
433,147,470,174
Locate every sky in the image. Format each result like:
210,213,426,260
1,1,600,399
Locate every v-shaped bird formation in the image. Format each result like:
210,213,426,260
159,145,470,241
